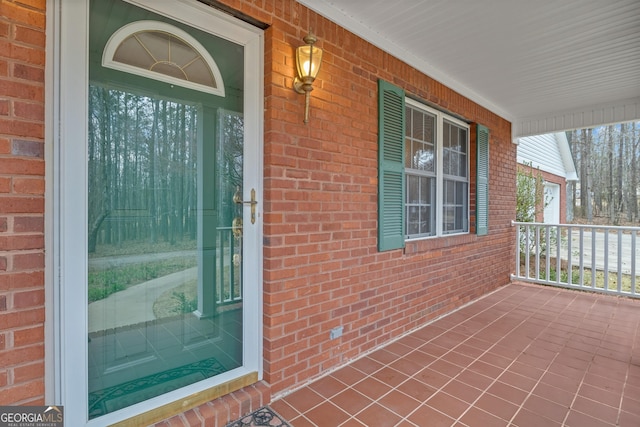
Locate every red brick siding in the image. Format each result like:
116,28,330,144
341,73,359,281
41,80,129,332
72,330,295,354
153,382,270,427
158,0,515,424
0,0,46,407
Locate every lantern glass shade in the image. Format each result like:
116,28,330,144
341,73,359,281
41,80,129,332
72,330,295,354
296,44,322,80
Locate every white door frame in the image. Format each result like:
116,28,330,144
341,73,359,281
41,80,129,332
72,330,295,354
544,182,560,224
46,1,263,425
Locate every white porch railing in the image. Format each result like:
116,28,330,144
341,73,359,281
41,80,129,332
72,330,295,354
512,221,640,298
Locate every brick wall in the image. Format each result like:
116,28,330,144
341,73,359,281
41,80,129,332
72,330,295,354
0,0,46,406
231,0,516,397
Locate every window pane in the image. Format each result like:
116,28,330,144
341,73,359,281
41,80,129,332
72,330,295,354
405,137,412,168
407,175,419,203
419,205,430,234
456,181,465,204
406,105,435,172
420,176,429,203
443,179,452,204
406,174,434,238
442,180,468,234
443,206,455,233
415,145,434,171
451,152,460,176
456,127,467,178
460,152,467,178
406,107,435,143
443,121,468,179
455,206,464,230
407,205,420,235
441,149,449,175
411,108,425,140
443,121,450,148
458,128,467,154
458,209,465,231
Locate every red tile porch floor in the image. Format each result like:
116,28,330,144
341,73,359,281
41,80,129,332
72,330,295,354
270,282,640,426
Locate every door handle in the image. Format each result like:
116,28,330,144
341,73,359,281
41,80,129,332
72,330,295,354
233,187,257,224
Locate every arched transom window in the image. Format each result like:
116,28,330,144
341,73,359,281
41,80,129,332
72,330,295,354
103,20,225,96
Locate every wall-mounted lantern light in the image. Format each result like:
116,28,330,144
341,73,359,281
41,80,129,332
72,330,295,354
293,31,323,124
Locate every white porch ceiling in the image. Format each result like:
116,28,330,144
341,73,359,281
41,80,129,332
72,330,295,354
298,0,640,137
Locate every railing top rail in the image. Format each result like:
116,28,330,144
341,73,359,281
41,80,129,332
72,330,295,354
511,220,640,232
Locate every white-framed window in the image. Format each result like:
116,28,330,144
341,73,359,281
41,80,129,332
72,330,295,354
377,80,488,251
405,99,469,239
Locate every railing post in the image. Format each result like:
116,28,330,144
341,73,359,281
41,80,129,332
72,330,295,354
617,229,623,294
604,231,610,291
591,228,596,290
525,224,531,279
535,226,540,280
555,225,561,285
567,225,572,286
578,228,584,287
538,225,551,282
514,221,521,278
632,232,637,295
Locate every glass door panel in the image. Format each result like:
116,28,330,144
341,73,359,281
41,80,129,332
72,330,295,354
86,1,245,418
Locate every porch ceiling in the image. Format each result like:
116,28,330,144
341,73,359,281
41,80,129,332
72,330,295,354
298,0,640,138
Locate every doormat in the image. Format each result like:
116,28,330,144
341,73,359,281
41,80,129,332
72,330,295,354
88,357,226,418
225,406,292,427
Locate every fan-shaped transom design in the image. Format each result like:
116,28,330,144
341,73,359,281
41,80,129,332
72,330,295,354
103,21,225,97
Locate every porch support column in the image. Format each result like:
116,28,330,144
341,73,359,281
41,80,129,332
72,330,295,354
195,105,217,318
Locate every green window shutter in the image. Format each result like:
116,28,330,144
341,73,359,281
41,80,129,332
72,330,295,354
476,124,489,236
378,80,406,251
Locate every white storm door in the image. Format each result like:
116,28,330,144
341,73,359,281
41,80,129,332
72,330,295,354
52,0,263,425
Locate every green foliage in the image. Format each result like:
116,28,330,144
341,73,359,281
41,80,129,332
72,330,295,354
87,274,128,302
171,291,198,314
516,163,560,254
538,265,581,283
516,162,545,222
534,264,633,293
88,257,196,303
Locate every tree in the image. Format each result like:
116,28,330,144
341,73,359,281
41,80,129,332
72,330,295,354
571,122,639,224
630,123,639,221
88,85,203,252
516,163,547,222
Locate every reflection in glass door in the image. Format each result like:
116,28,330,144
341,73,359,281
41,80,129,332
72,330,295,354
86,2,246,417
86,89,244,419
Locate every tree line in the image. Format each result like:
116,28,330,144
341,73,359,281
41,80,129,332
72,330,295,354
88,84,245,254
568,122,639,224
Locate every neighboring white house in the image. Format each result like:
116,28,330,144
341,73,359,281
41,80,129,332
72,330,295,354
517,132,579,224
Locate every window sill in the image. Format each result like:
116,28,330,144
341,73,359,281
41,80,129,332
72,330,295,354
404,233,477,255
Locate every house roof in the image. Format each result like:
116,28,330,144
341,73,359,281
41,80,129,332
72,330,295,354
298,0,640,138
517,133,579,182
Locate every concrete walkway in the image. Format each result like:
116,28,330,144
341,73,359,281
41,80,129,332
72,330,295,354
88,267,196,333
